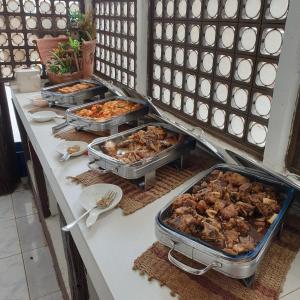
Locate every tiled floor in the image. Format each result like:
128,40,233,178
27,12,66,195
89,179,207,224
0,185,63,300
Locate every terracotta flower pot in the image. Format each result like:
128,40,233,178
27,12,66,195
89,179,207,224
36,37,68,65
82,40,96,79
47,70,83,84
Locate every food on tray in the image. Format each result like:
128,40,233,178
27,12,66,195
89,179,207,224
75,100,143,121
67,145,80,154
103,125,181,164
57,83,95,94
164,170,281,255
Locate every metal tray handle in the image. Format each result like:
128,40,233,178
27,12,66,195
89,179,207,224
168,243,221,276
88,160,113,174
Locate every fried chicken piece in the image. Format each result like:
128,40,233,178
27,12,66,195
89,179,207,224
254,217,267,233
255,202,275,217
251,182,264,193
172,194,198,210
220,204,238,220
161,134,178,147
174,206,196,216
232,235,255,254
203,191,221,205
166,212,203,235
103,141,117,156
206,209,218,218
196,200,208,214
117,139,133,148
236,217,251,235
192,185,202,194
222,218,237,230
262,198,280,213
239,183,252,192
224,229,240,249
223,172,249,187
194,188,212,200
236,201,255,216
201,221,225,248
226,184,239,193
214,200,226,212
210,180,224,194
205,217,222,230
146,126,166,140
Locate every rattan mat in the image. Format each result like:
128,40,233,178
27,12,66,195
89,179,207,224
133,216,300,300
54,128,108,143
54,124,134,143
68,153,218,215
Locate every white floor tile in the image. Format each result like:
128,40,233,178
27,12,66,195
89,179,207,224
280,250,300,297
0,254,30,300
0,219,21,259
0,194,14,220
16,213,47,252
12,189,37,218
23,246,60,300
36,291,63,300
281,288,300,300
15,180,29,192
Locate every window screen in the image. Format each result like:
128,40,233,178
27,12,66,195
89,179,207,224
0,0,82,79
148,0,289,156
93,0,137,89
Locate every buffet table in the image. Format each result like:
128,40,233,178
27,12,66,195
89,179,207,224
10,84,300,300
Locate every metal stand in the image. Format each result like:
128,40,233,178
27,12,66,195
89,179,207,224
241,274,256,288
110,126,119,135
137,170,156,190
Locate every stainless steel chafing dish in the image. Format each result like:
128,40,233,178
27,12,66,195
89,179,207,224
87,122,196,189
155,163,296,287
41,79,108,108
65,96,151,135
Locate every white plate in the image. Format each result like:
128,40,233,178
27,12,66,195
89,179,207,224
31,111,61,122
79,184,123,227
56,141,88,157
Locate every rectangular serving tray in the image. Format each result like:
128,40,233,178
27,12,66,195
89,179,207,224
155,163,295,279
41,79,107,107
65,96,150,134
87,122,196,180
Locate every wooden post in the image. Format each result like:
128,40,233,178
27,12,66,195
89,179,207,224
0,82,19,195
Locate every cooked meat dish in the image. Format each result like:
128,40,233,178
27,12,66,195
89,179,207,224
103,125,180,164
57,83,95,94
165,170,281,255
75,100,143,121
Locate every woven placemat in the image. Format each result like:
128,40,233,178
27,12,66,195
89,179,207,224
54,124,133,143
54,128,108,143
68,152,218,215
133,218,300,300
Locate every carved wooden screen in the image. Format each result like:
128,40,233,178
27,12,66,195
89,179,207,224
93,0,137,89
148,0,289,157
0,0,83,80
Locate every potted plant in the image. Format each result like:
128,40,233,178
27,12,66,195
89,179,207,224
69,11,96,78
46,38,82,84
36,10,96,83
